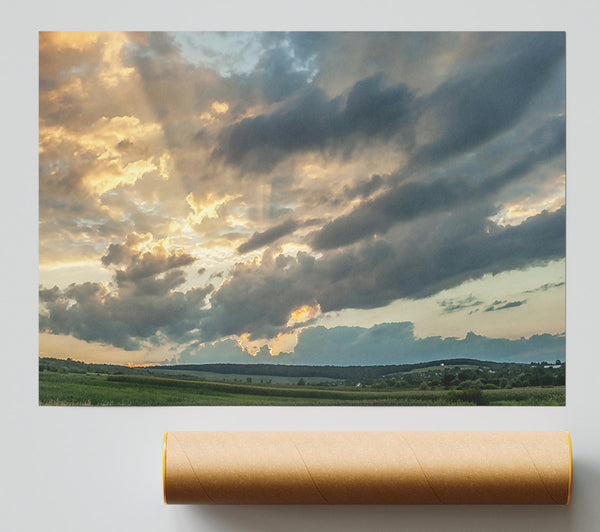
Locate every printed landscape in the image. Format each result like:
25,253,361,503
39,32,566,405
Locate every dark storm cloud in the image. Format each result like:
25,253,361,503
312,115,565,250
101,233,196,285
196,206,565,340
39,281,213,351
113,250,195,284
40,235,211,350
315,206,566,311
237,219,299,253
101,235,141,266
408,33,565,171
197,253,317,341
484,299,527,312
216,33,563,174
252,46,312,104
122,269,188,297
416,206,565,301
216,73,415,172
39,286,61,303
40,282,140,350
343,174,386,200
253,32,325,102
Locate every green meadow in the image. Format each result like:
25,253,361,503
39,357,565,406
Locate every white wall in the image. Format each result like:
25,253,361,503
2,2,599,530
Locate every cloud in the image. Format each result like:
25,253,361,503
237,219,299,253
216,73,415,172
408,33,565,170
318,205,565,309
39,286,61,303
282,323,564,365
177,338,249,365
124,36,235,122
38,33,566,362
112,246,195,284
215,33,563,176
39,280,213,351
343,174,386,200
39,234,211,350
100,232,197,292
177,321,565,365
438,295,483,314
312,115,565,250
195,206,565,341
484,299,527,312
197,253,317,342
524,281,564,294
250,45,313,104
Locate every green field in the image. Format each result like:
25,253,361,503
139,368,344,386
39,371,565,406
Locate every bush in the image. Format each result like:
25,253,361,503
447,387,487,405
458,379,483,389
482,383,499,390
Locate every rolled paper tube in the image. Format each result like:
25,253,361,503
163,431,572,505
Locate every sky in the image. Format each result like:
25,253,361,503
38,32,566,366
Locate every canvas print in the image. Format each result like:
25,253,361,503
39,32,565,405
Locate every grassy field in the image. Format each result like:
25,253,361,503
39,371,565,406
147,368,344,385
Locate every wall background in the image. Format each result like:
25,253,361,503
2,1,598,530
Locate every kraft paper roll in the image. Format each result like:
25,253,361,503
163,431,572,505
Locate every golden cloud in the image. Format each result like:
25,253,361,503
40,115,167,195
236,330,299,357
186,192,241,224
287,303,321,327
211,101,229,114
491,174,566,227
40,32,135,89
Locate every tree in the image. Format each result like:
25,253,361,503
442,373,455,387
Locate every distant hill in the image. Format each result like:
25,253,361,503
39,356,558,381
